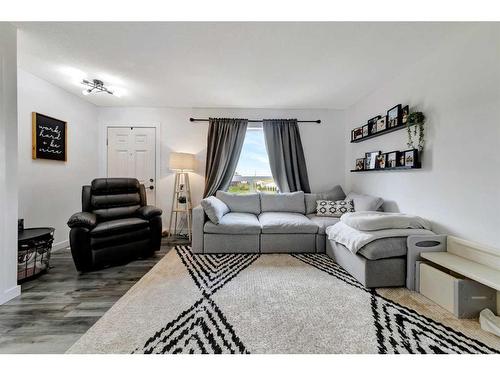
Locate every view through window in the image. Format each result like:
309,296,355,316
229,128,277,194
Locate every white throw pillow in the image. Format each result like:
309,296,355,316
316,199,354,217
201,196,230,224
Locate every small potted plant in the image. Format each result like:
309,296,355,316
407,111,425,152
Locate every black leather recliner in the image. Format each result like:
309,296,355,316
67,178,162,272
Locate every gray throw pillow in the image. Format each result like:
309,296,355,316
304,185,346,214
345,192,384,211
260,191,305,213
215,191,261,214
200,196,230,224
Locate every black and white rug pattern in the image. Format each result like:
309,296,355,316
294,253,496,354
138,297,249,354
132,246,497,354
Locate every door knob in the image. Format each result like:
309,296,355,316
149,185,154,190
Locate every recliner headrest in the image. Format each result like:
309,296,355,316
91,178,140,195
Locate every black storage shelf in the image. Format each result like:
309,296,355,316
351,123,407,143
350,164,421,172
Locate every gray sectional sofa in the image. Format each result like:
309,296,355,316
192,188,344,254
192,187,412,288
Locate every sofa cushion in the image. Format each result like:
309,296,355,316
357,237,407,260
259,212,318,234
201,196,230,224
307,214,340,234
90,217,149,237
204,212,261,234
261,191,305,213
345,192,384,211
304,185,346,214
216,191,261,215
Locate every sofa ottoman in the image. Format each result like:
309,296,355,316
326,238,407,288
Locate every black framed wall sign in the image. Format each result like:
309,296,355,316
32,112,67,161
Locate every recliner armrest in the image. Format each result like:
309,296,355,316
68,212,97,230
136,205,162,220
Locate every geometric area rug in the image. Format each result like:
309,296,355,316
67,246,499,354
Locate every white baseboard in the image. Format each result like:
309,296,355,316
52,240,69,253
0,285,21,305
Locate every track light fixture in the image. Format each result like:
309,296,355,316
81,79,114,96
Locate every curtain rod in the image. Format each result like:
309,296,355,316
189,117,321,124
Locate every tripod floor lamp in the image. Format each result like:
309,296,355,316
168,152,195,240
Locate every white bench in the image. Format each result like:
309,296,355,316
416,236,500,315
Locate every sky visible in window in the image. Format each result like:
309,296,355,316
234,129,272,177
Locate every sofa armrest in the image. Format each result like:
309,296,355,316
67,212,97,230
406,234,447,290
137,205,162,220
191,205,206,253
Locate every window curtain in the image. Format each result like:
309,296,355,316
262,119,311,193
203,118,248,197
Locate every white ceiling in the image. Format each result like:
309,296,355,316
17,22,473,109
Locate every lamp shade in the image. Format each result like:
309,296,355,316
169,152,196,171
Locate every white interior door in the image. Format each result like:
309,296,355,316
107,127,156,205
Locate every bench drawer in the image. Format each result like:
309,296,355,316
419,263,496,318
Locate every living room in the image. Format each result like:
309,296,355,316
1,1,500,370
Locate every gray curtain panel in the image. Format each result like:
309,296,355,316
263,119,311,193
203,118,248,197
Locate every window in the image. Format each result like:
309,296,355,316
229,128,277,194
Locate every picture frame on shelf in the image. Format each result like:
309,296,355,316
355,158,364,170
365,151,380,170
403,149,418,167
387,104,402,128
376,153,386,169
376,116,387,133
387,151,398,168
401,105,409,125
367,123,375,135
368,115,381,125
398,151,406,166
367,116,380,134
362,125,369,137
352,126,363,141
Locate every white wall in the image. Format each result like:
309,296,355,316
18,69,99,247
0,23,20,305
344,24,500,248
97,107,345,229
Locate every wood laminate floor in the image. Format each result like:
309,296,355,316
0,237,188,354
